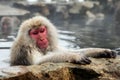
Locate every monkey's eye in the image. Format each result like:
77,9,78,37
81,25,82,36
39,27,45,33
32,31,39,35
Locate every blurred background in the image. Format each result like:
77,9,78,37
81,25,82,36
0,0,120,68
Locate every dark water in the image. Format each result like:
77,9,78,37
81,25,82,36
55,15,120,49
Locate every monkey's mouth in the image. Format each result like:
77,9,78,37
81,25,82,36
37,40,48,49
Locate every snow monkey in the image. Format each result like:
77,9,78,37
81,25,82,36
10,16,117,66
0,16,12,38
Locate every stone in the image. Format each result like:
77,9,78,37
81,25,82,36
0,56,120,80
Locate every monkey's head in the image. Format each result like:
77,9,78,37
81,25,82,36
1,17,11,27
16,16,58,51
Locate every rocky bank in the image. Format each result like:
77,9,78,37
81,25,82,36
0,56,120,80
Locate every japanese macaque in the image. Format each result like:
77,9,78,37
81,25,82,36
0,16,20,38
0,17,12,38
10,16,117,66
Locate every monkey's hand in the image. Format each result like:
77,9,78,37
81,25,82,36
92,49,117,58
81,48,117,58
68,53,91,65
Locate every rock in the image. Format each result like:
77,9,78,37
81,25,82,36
86,10,104,19
0,66,28,79
82,1,99,9
86,10,96,19
69,3,82,14
0,57,120,80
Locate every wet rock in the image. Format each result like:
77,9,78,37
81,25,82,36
0,66,28,79
86,10,96,19
82,1,99,9
86,10,104,19
0,57,120,80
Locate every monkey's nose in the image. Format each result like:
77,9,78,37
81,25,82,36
39,38,44,41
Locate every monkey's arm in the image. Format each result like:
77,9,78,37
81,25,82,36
77,48,117,58
11,53,31,66
10,45,31,66
33,48,117,65
32,52,91,65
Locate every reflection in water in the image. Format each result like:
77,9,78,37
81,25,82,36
58,30,80,49
56,15,120,49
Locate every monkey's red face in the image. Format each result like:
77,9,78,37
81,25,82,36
29,25,49,50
